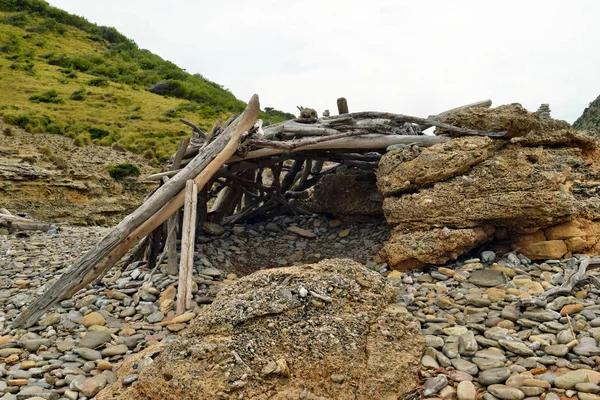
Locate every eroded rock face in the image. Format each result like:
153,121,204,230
436,104,540,138
0,125,153,225
378,105,600,270
97,259,425,400
377,136,501,197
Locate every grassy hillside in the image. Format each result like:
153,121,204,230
0,0,294,161
573,94,600,134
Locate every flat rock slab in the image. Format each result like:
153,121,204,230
468,270,507,287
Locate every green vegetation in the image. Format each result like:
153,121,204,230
0,0,294,161
573,94,600,135
106,163,140,180
29,89,62,103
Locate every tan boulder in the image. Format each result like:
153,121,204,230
436,103,540,138
377,136,500,196
97,259,425,400
306,170,382,220
382,146,585,232
377,226,492,271
515,239,568,260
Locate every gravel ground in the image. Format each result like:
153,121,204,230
1,217,600,399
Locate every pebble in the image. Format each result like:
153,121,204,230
4,221,600,399
457,380,477,400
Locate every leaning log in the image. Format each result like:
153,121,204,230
12,95,260,328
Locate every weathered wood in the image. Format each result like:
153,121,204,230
152,134,451,181
171,137,191,170
177,180,197,314
179,119,207,139
12,95,260,329
337,97,349,114
326,112,505,137
210,182,243,224
166,217,179,275
0,213,56,232
520,257,600,307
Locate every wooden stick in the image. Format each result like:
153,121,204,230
12,95,260,329
177,180,197,314
163,137,190,275
171,137,191,170
147,134,450,181
337,97,349,114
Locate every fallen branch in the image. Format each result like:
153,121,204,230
520,257,600,307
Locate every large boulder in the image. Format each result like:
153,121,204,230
97,259,425,400
436,103,540,137
306,169,383,220
378,105,600,270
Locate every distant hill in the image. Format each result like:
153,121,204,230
573,94,600,134
0,0,294,161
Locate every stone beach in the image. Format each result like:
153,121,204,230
2,216,600,399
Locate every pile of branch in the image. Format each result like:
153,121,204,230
12,95,498,328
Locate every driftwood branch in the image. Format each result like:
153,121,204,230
520,257,600,307
179,119,207,139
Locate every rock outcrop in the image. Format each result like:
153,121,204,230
377,105,600,270
97,259,425,400
0,125,154,225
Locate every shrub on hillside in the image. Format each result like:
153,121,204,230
106,163,140,180
70,88,86,101
88,127,109,140
73,134,90,146
88,77,108,87
29,89,63,104
3,127,14,136
59,68,77,78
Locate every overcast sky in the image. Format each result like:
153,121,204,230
47,0,600,123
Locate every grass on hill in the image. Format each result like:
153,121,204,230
0,0,294,162
573,94,600,134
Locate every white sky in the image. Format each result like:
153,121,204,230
47,0,600,123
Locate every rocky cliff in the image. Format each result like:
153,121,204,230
0,124,155,225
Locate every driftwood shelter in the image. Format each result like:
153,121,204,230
12,94,504,328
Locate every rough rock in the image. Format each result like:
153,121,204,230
97,259,425,400
306,170,383,220
436,104,540,138
0,126,154,225
377,136,500,196
377,226,492,270
377,103,600,269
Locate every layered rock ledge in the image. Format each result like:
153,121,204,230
377,105,600,270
